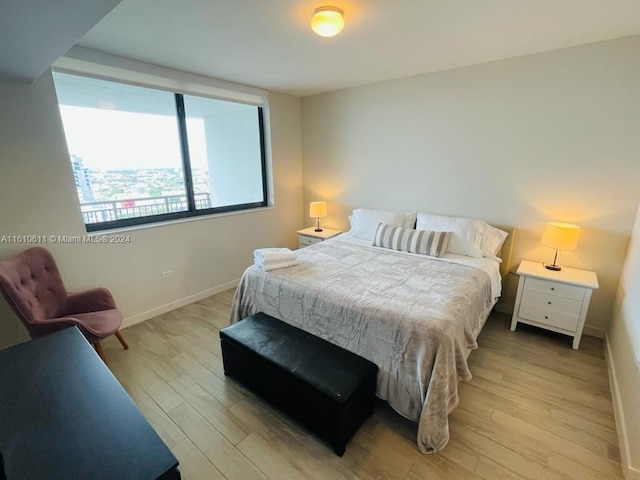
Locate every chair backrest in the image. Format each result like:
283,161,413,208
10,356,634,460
0,247,68,337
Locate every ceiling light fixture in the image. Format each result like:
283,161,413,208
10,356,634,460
311,6,344,37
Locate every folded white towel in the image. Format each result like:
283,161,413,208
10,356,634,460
254,247,296,264
254,247,292,255
255,258,299,272
253,247,299,271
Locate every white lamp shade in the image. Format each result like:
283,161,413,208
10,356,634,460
541,222,580,251
311,7,344,37
309,201,327,218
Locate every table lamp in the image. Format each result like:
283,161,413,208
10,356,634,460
541,222,580,271
309,201,327,232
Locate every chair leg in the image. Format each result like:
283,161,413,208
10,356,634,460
94,342,108,364
115,330,129,350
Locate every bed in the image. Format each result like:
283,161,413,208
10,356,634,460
231,211,514,454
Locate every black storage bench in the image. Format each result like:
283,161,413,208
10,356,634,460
220,312,378,456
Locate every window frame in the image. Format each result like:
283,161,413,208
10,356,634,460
54,72,269,233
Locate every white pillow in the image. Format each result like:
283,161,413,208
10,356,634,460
403,211,417,229
348,208,405,242
416,212,508,259
481,224,508,258
416,212,484,258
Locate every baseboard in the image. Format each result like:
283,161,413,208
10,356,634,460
494,302,513,315
583,324,606,339
121,279,239,329
605,333,640,480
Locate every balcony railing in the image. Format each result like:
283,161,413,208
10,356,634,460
80,193,211,224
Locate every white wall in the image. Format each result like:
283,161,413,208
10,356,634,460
301,35,640,334
608,200,640,479
0,70,303,348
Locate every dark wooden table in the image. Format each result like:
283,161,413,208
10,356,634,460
0,327,180,480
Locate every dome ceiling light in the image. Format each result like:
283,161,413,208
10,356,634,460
311,6,345,37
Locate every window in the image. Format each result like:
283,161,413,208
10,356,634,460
52,72,267,231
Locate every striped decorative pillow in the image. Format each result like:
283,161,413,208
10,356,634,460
373,223,451,257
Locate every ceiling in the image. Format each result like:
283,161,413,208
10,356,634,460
4,1,640,96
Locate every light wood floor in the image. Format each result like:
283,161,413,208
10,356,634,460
103,289,623,480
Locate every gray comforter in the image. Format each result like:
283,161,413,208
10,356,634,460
230,238,494,453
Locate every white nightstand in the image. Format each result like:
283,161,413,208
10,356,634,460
296,227,342,249
510,260,598,350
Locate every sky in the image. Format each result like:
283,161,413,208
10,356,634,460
59,106,208,170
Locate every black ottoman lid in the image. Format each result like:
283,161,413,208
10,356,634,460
221,313,378,404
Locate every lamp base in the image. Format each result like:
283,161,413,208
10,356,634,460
314,228,323,232
544,264,562,271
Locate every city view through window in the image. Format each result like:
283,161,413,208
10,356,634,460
62,104,206,224
53,72,267,230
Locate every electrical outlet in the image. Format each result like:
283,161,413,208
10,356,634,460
635,352,640,370
161,270,174,279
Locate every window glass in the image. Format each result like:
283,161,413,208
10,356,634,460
52,72,267,231
182,94,265,210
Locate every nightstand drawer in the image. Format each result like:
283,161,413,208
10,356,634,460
518,304,580,331
299,235,321,248
524,277,586,300
520,290,583,316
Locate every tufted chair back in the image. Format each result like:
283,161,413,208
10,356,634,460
0,247,69,337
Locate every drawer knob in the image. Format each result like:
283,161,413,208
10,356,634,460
550,287,555,291
547,301,552,305
545,316,549,319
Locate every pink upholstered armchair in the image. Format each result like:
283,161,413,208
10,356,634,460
0,247,128,362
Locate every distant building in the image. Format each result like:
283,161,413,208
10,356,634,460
70,155,94,202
